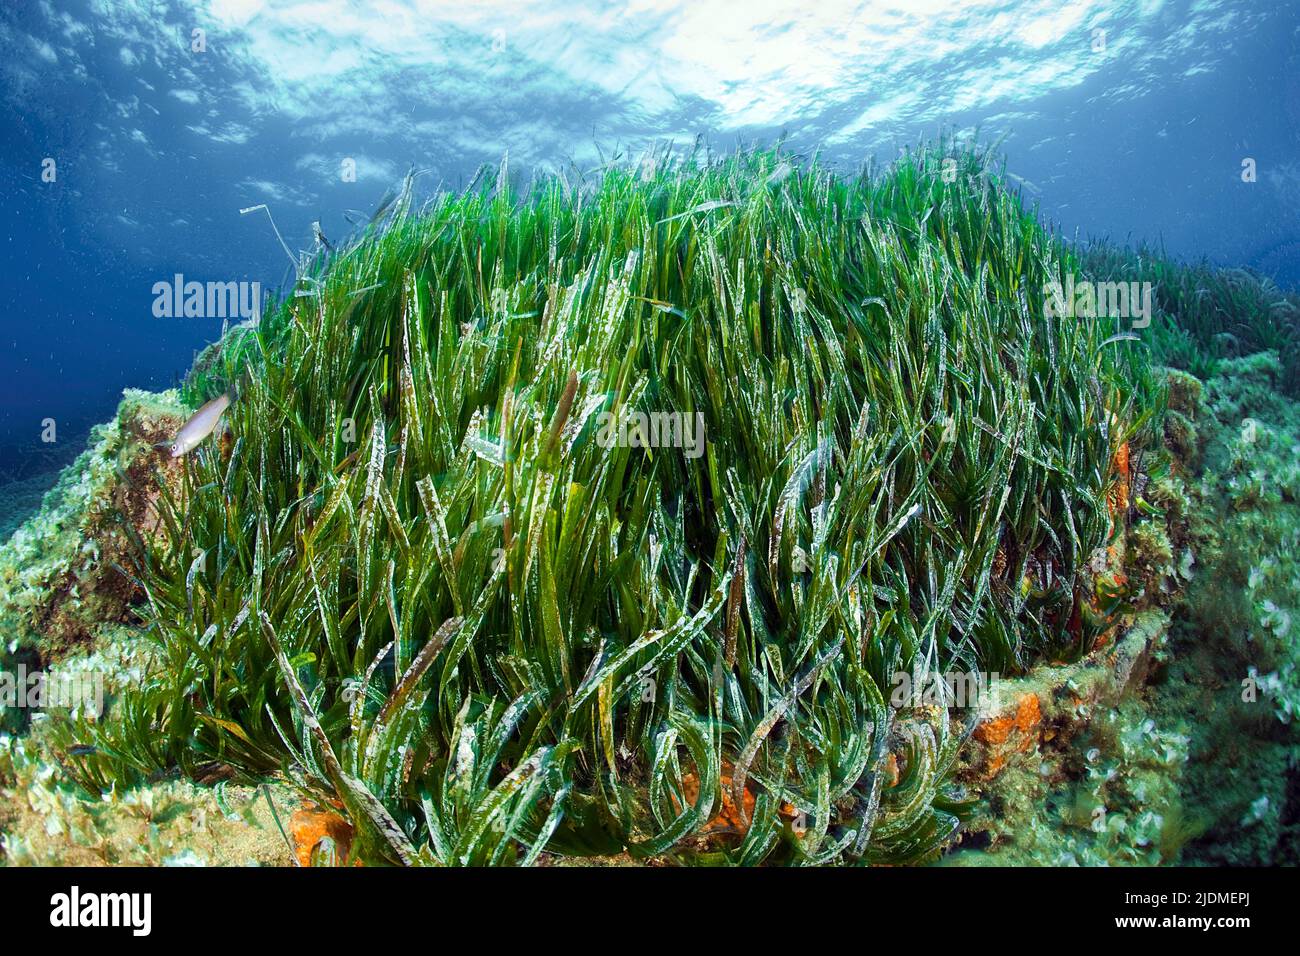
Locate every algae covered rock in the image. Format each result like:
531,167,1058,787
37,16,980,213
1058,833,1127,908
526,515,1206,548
0,390,301,868
1,721,293,866
1163,410,1199,469
1163,366,1203,419
959,609,1170,788
953,351,1300,865
0,389,189,659
1141,353,1300,863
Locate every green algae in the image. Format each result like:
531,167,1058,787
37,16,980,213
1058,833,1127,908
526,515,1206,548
1,389,184,744
1149,351,1300,864
948,698,1195,866
0,389,190,660
947,352,1300,866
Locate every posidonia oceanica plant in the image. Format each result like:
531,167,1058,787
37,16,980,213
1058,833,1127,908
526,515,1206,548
1080,241,1300,394
64,139,1161,865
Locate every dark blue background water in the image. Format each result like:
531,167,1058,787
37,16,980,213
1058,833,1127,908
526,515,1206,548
2,0,1298,477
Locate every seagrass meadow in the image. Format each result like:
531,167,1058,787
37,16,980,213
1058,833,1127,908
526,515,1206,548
12,143,1178,865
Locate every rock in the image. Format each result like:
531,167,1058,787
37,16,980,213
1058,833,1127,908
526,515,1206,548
678,763,801,842
289,805,355,866
1163,367,1203,418
972,692,1043,775
0,389,189,659
960,610,1169,784
1164,410,1199,470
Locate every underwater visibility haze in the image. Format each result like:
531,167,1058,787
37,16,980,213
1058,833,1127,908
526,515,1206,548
0,0,1299,886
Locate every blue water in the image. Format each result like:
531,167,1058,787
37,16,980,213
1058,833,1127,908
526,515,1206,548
1,0,1298,475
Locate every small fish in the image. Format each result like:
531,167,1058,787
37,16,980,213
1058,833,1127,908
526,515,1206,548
766,161,793,185
368,166,419,225
312,220,333,252
1005,172,1042,196
169,394,231,458
655,199,737,225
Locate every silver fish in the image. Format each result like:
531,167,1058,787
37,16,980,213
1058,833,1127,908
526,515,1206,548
170,394,231,458
766,161,793,185
312,220,333,252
